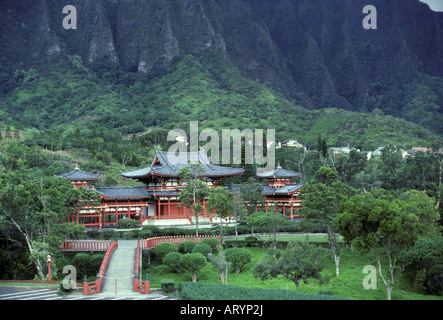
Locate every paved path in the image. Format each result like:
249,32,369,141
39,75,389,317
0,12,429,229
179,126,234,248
0,286,176,300
99,240,138,296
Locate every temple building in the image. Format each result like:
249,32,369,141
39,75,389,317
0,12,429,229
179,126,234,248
54,165,100,189
56,151,303,229
257,167,303,220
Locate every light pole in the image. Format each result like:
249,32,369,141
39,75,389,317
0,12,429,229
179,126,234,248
46,254,53,281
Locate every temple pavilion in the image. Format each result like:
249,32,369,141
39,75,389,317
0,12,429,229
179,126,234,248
56,151,303,229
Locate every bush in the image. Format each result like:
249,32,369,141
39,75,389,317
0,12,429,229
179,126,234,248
101,229,116,240
178,282,351,300
90,254,105,272
399,237,443,295
200,238,220,252
161,279,176,294
141,225,161,237
123,230,139,239
73,253,104,277
225,248,252,273
86,230,101,239
179,253,207,282
117,218,140,229
163,252,183,273
179,241,196,253
139,228,154,239
192,243,212,257
73,253,91,276
153,242,178,261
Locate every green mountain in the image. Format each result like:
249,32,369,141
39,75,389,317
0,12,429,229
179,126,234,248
0,0,442,149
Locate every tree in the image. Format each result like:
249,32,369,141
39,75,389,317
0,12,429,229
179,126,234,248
192,243,212,257
178,241,196,254
178,164,209,237
299,167,355,276
336,150,367,184
46,223,85,250
0,169,83,280
225,248,251,273
399,236,443,295
252,241,326,288
208,247,230,285
180,253,207,282
153,242,178,261
379,147,404,190
245,210,289,246
227,191,246,239
163,252,183,274
240,177,265,216
317,135,328,158
337,191,440,300
206,187,231,240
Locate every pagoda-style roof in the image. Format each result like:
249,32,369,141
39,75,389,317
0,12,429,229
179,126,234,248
95,186,150,200
55,168,100,181
256,168,302,179
261,183,304,195
225,183,303,196
121,151,244,179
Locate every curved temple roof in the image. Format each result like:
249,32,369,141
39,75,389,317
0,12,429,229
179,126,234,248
256,168,302,179
54,169,100,181
121,151,244,179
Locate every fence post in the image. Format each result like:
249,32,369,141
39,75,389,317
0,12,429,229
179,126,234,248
83,275,88,295
145,274,150,294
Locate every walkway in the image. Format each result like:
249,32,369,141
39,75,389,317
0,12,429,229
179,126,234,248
0,286,175,300
99,240,138,296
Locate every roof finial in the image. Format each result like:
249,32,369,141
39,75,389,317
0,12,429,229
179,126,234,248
74,163,80,170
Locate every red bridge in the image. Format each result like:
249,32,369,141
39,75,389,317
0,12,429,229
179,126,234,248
59,235,220,296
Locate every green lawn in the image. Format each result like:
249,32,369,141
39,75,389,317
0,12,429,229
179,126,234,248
142,238,443,300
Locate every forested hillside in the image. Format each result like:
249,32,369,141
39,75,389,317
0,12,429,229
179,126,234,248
0,1,442,300
0,0,442,139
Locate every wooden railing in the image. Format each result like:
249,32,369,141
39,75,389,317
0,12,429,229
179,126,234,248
134,240,150,294
60,240,113,252
83,241,118,296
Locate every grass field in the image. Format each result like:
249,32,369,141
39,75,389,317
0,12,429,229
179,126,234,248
142,235,443,300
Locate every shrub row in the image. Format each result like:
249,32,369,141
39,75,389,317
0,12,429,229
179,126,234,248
178,282,351,300
84,221,312,241
152,239,218,262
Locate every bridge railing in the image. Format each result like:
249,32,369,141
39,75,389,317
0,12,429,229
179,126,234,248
134,240,150,294
83,240,118,296
60,240,112,252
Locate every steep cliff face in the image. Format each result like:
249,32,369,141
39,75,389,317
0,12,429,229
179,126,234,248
0,0,442,133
